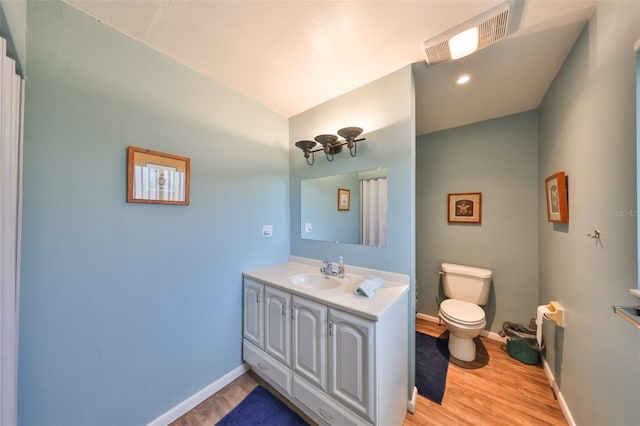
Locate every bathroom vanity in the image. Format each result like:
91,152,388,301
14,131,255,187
242,256,409,426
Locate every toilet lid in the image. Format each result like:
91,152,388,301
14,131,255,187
440,299,485,325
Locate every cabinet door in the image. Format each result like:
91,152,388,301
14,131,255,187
243,279,264,349
328,308,375,421
292,295,327,391
264,286,291,367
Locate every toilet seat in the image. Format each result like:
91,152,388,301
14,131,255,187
440,299,485,326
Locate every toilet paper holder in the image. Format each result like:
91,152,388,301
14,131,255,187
543,301,564,327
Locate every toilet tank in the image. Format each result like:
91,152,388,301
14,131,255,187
441,263,492,305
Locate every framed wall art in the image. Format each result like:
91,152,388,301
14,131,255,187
448,192,482,223
338,188,350,211
545,171,568,223
127,146,190,205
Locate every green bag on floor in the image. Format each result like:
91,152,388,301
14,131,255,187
500,321,541,365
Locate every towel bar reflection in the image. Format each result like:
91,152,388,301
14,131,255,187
612,305,640,330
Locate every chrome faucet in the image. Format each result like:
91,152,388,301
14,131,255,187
320,258,345,278
320,260,337,277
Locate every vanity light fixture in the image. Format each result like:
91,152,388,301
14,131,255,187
295,127,365,165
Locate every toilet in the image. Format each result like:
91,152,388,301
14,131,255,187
439,262,492,362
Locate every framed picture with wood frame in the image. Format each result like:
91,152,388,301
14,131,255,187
448,192,482,223
127,146,190,205
338,188,350,211
545,172,568,223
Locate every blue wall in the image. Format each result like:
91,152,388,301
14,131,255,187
289,67,415,276
416,111,539,332
538,2,640,424
18,2,289,425
289,66,417,394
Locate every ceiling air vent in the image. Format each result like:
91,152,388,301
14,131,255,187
424,40,451,66
422,0,524,66
478,9,510,49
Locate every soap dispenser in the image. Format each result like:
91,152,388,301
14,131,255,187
337,256,345,278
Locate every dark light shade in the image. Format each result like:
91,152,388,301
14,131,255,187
315,134,343,157
337,126,363,142
294,126,365,165
294,140,317,151
295,140,318,165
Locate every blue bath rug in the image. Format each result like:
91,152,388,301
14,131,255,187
415,331,450,404
216,385,308,426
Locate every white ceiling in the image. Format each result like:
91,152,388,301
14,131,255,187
64,0,596,135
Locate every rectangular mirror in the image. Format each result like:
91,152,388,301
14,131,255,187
301,168,387,246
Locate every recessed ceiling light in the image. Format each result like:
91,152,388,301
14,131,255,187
456,74,472,85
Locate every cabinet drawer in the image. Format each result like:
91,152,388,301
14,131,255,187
243,339,292,396
292,376,368,426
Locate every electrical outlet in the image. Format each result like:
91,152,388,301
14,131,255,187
304,223,313,233
262,225,273,237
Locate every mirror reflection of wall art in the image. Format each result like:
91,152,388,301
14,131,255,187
545,171,568,223
300,168,387,246
338,188,350,211
448,192,482,223
127,146,190,205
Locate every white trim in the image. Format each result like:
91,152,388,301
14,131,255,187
146,363,250,426
542,356,576,426
0,36,24,426
416,312,506,342
407,386,418,413
481,329,506,342
416,312,440,323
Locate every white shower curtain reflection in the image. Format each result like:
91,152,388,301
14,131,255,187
360,178,388,246
0,36,24,426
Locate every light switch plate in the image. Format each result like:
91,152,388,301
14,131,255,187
262,225,273,237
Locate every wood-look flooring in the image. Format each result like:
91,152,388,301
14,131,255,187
406,318,566,426
172,318,566,426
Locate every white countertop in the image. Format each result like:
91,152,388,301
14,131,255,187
243,256,410,321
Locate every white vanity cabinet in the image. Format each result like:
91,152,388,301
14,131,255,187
243,279,293,396
264,286,291,367
242,267,408,426
292,295,327,390
242,279,264,349
328,308,374,421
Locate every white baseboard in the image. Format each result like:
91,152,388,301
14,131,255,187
407,386,418,413
416,312,439,323
416,312,506,343
147,363,250,426
542,356,575,426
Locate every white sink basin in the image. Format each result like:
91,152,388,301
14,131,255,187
288,272,351,290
